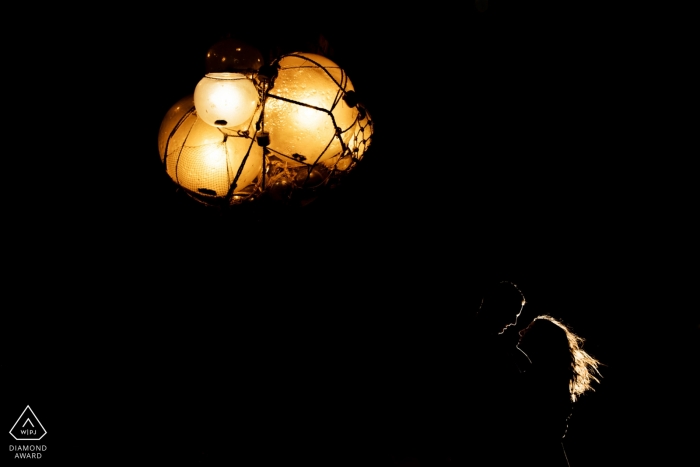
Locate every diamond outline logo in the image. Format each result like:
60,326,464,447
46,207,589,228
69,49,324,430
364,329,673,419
9,406,47,441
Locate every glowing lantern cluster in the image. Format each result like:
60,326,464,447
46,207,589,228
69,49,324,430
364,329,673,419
158,39,373,207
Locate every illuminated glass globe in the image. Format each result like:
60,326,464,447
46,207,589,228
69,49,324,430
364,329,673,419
264,53,359,167
158,95,263,204
194,73,259,128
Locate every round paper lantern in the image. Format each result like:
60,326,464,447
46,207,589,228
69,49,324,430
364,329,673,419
158,95,263,204
264,53,358,166
194,73,259,128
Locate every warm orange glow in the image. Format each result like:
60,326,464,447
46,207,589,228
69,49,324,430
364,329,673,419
159,41,374,207
335,155,353,171
158,95,195,162
264,53,358,166
194,73,259,128
322,107,373,172
346,108,373,161
158,95,263,199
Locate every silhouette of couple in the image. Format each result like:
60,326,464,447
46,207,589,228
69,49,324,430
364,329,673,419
396,281,602,467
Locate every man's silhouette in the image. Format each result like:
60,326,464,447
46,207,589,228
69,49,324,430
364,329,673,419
389,281,531,466
463,281,531,466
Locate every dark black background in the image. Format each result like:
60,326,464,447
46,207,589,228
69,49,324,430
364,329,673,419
3,2,697,466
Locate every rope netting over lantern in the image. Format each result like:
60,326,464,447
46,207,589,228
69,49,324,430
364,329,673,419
157,41,374,208
157,95,264,206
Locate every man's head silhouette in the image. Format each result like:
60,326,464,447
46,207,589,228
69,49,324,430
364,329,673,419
477,281,526,335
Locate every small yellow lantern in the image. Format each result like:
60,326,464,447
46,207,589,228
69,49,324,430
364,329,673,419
194,73,259,129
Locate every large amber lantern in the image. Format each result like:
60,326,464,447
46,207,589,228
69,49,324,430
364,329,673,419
264,53,358,167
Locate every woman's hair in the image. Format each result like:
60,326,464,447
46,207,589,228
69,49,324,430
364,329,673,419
519,315,602,402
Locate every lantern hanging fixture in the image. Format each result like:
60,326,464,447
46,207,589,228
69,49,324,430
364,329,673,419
157,37,374,208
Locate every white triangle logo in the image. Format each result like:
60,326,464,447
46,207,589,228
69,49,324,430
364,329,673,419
9,406,47,441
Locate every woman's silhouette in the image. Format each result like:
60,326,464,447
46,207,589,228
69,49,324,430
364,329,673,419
516,316,602,467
